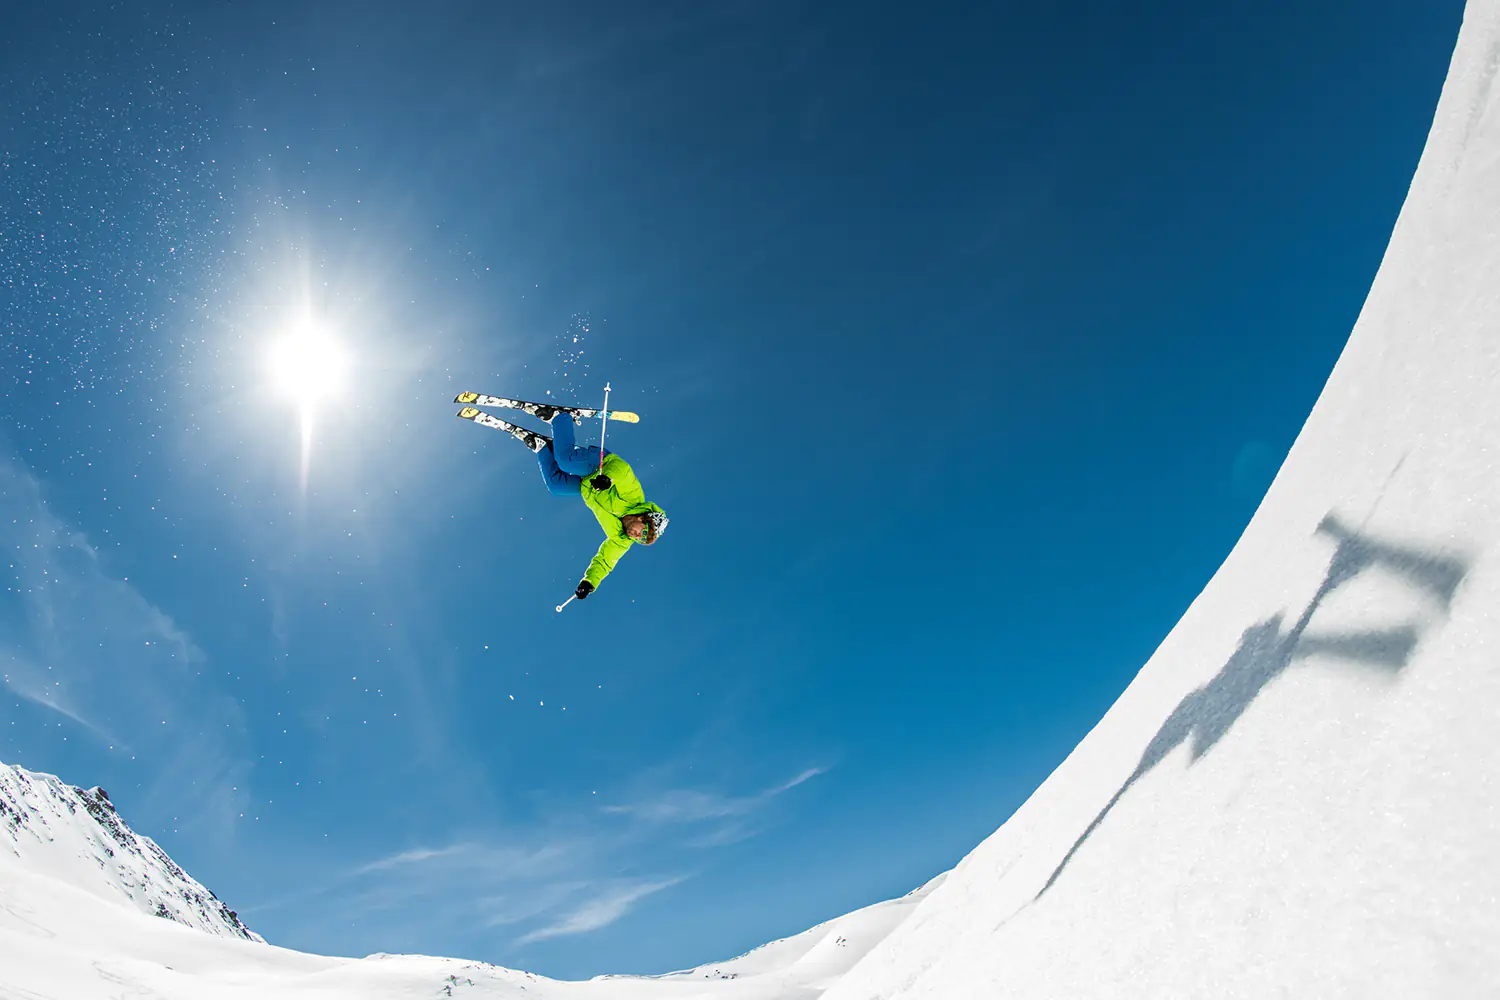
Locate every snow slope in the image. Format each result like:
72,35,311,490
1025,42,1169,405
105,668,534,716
605,875,947,995
825,2,1500,997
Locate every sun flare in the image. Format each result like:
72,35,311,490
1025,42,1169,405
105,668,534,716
268,321,349,492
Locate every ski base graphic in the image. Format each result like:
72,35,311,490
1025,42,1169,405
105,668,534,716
454,393,640,423
456,408,553,452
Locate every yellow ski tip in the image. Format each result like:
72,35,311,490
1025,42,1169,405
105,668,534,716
607,411,640,423
457,407,481,419
455,391,479,404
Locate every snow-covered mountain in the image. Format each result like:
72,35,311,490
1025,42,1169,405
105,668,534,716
0,759,259,941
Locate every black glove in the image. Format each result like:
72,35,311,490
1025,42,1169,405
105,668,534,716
589,474,613,491
575,580,594,600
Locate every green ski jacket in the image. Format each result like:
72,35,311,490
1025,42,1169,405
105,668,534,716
581,453,664,588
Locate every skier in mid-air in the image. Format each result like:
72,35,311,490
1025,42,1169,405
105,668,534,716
454,394,668,601
535,407,668,600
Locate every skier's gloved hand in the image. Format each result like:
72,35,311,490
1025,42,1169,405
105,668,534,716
575,580,594,600
589,474,612,491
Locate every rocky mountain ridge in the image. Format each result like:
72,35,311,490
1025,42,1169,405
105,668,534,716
0,758,259,941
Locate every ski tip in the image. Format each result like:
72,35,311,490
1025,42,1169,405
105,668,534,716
455,391,479,404
609,411,641,423
457,407,481,420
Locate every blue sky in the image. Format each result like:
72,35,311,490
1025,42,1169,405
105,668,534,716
0,0,1464,979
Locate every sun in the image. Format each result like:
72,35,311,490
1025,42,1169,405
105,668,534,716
268,319,349,491
270,322,348,405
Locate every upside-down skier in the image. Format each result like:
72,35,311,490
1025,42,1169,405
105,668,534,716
537,407,668,601
454,395,668,602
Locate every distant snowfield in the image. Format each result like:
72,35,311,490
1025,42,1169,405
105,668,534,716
4,1,1497,997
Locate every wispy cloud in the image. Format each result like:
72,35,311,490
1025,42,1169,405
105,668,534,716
259,765,827,955
603,766,827,825
354,844,472,874
245,829,649,952
0,648,115,740
0,449,249,833
767,767,826,796
246,840,574,918
517,878,685,944
354,841,572,881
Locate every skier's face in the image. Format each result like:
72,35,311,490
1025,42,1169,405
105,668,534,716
626,516,653,544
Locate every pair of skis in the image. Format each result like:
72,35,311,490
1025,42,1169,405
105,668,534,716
453,392,640,453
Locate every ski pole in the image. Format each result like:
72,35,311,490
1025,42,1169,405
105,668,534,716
556,595,576,613
597,382,611,474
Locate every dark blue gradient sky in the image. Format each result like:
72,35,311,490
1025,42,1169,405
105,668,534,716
0,0,1465,979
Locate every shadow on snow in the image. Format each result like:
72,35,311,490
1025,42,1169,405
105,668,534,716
1036,512,1469,899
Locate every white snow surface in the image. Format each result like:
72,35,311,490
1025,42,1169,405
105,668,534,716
607,874,948,992
4,3,1499,998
